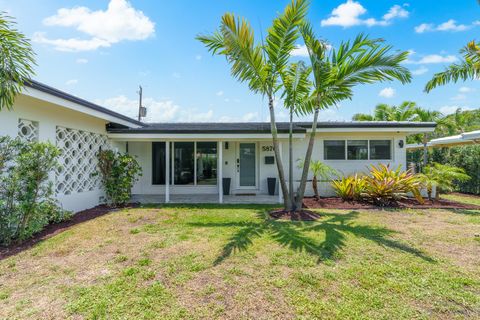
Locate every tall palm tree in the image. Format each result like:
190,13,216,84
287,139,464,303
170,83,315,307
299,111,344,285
414,108,443,166
197,0,308,210
353,101,418,121
281,61,311,208
425,40,480,92
293,24,411,210
0,12,36,110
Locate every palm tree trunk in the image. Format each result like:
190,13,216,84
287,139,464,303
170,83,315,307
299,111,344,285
312,175,318,199
294,107,320,210
422,133,428,167
289,107,295,210
268,95,290,209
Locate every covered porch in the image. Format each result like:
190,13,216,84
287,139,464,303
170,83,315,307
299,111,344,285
108,125,306,204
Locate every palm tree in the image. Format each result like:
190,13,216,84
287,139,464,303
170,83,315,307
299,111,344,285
413,108,443,166
297,159,338,199
425,40,480,92
281,61,311,208
421,163,470,201
197,0,308,210
353,102,418,121
293,24,411,210
0,12,36,110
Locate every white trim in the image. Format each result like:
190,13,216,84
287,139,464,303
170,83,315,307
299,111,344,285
108,133,306,140
22,88,142,128
165,141,170,203
310,127,435,133
218,141,223,203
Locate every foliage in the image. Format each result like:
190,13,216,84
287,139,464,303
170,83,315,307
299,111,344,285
420,163,470,200
353,101,418,122
0,137,70,245
331,174,367,202
97,150,142,206
363,164,424,206
425,40,480,92
298,159,338,199
0,12,36,110
292,24,411,210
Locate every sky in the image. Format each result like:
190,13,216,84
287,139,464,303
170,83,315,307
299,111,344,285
2,0,480,123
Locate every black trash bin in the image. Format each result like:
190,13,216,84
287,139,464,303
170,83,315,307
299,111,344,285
222,177,231,195
267,177,276,196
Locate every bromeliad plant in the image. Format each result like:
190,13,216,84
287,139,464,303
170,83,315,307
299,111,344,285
364,164,424,207
97,150,142,207
332,174,367,202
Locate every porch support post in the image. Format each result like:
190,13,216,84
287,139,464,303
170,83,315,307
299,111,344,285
278,141,283,204
165,141,170,203
218,141,223,203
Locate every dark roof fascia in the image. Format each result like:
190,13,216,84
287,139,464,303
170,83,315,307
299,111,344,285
25,80,144,127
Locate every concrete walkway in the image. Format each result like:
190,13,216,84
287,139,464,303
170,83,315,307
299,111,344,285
131,194,279,204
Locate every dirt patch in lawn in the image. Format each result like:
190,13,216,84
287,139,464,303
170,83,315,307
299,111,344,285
0,203,139,261
269,209,322,221
303,197,480,210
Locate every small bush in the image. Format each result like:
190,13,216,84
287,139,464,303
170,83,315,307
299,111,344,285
331,174,366,201
97,150,142,206
0,137,70,245
364,164,424,206
419,163,470,201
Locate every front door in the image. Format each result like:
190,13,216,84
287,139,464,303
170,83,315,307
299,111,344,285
237,142,257,189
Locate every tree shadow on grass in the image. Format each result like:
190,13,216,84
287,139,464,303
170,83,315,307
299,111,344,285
446,208,480,216
188,210,435,265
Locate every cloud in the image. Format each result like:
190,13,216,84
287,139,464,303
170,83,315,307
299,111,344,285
218,112,261,122
459,86,474,93
34,0,154,51
291,44,309,57
195,55,202,60
411,66,428,75
379,87,395,98
450,94,466,101
321,1,408,28
439,106,473,115
216,91,224,96
172,72,181,79
405,53,458,64
415,19,471,33
75,58,88,64
66,79,78,85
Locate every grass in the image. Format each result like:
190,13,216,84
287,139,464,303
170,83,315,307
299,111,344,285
0,200,479,319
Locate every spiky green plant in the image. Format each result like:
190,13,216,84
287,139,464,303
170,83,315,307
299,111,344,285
297,159,338,199
420,163,471,201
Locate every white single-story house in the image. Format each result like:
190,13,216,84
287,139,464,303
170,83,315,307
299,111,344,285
0,81,436,212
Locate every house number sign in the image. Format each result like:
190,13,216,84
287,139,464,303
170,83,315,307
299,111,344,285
262,146,274,152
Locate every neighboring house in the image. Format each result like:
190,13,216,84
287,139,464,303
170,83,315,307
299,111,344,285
0,81,436,212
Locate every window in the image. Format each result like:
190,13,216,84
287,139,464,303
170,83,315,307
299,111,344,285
347,140,368,160
152,142,169,185
324,140,346,160
174,142,194,185
370,140,391,160
196,142,217,185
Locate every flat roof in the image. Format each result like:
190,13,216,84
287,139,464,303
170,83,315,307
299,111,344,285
25,80,144,127
107,121,437,134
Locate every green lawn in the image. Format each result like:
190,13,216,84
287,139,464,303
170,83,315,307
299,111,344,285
0,199,479,319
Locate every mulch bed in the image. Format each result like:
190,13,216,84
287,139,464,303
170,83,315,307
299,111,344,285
302,197,480,210
0,203,139,261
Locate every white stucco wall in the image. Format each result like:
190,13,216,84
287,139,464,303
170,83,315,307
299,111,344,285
0,95,111,212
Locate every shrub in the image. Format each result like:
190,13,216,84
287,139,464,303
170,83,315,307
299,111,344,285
420,163,470,201
364,164,424,207
0,137,70,245
97,150,142,206
331,174,366,201
298,159,339,199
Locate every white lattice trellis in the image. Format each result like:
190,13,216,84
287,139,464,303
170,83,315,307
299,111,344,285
55,126,109,195
18,119,39,142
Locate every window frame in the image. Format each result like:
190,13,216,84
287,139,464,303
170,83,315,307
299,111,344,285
323,139,393,161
